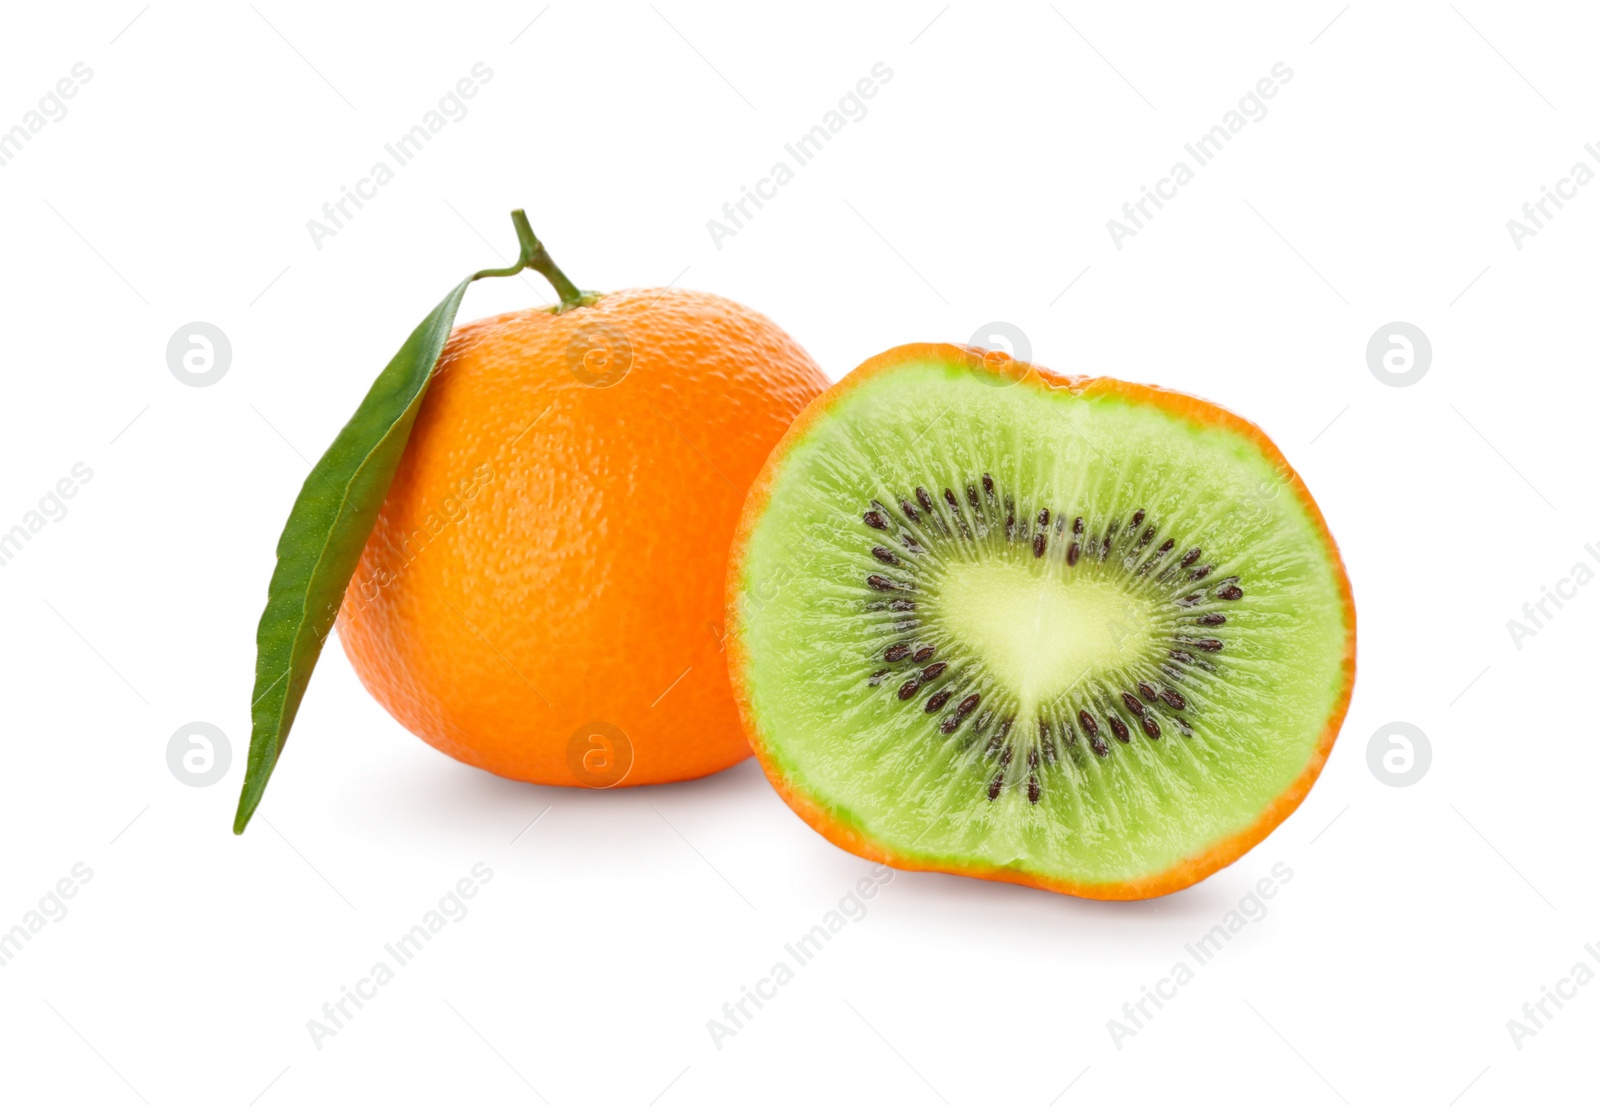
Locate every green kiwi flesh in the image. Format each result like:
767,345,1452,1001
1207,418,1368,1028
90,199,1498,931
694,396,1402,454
730,350,1353,894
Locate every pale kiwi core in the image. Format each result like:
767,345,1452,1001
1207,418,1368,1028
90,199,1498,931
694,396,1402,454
938,561,1160,712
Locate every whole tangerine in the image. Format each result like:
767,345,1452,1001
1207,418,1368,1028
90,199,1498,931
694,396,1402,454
337,266,827,788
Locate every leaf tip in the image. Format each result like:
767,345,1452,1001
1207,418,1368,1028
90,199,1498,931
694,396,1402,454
232,785,260,835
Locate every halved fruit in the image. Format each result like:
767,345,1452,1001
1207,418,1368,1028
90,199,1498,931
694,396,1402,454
727,344,1355,899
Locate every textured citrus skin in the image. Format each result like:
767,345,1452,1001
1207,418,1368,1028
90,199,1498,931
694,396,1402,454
728,343,1357,900
338,288,828,787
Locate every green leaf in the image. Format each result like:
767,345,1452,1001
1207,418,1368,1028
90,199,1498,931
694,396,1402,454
234,210,574,833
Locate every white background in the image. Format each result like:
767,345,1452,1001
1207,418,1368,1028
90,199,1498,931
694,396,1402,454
0,2,1592,1107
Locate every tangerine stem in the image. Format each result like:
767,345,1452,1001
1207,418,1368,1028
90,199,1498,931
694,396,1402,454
473,209,587,312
